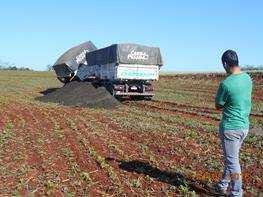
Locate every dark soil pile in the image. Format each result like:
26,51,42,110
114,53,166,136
37,81,120,108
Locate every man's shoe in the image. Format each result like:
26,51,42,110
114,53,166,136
211,184,228,196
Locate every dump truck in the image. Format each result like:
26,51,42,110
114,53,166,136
76,43,163,99
53,41,97,83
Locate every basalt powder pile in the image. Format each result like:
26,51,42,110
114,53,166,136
37,81,120,108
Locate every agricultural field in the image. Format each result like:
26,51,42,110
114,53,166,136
0,71,262,196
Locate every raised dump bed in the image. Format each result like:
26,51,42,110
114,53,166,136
53,41,97,83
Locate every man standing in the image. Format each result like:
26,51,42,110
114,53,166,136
215,50,252,196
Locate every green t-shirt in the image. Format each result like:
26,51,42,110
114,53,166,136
215,72,252,130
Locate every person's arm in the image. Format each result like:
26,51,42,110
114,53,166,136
215,83,228,110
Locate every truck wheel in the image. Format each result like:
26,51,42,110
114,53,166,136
144,96,153,101
131,96,144,101
57,77,71,84
104,83,114,94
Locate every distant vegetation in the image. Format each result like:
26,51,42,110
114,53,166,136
46,64,53,71
0,60,32,71
0,66,32,71
1,59,262,72
241,65,263,71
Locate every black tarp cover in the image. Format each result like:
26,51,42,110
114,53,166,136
53,41,97,77
86,44,163,66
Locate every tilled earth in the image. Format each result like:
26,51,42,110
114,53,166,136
0,71,262,196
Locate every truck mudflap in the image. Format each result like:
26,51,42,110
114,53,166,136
110,82,154,99
114,91,154,96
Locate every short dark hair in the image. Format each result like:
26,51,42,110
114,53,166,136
221,50,239,67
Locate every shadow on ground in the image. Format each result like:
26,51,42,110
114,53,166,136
106,158,218,195
39,88,60,95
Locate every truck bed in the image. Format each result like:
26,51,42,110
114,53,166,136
76,64,159,81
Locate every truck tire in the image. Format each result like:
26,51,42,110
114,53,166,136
131,96,144,101
144,96,153,101
57,77,71,84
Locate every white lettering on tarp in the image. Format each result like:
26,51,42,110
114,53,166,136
75,49,89,64
127,50,149,60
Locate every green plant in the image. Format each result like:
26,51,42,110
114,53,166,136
130,178,141,188
0,121,13,146
52,122,64,139
178,184,196,197
44,180,58,195
88,148,123,193
184,130,198,140
80,172,92,184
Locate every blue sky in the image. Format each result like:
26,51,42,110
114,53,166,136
0,0,262,71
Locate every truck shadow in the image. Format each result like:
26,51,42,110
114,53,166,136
106,158,217,195
39,88,60,95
